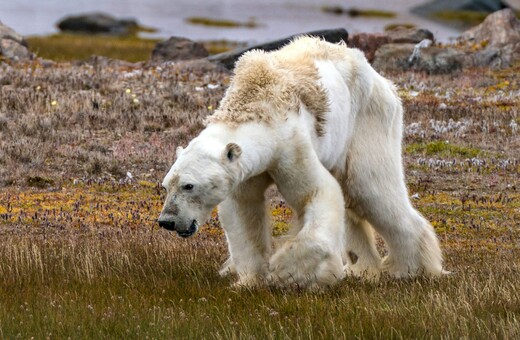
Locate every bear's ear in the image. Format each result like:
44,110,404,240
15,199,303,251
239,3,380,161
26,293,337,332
176,146,184,159
223,143,242,162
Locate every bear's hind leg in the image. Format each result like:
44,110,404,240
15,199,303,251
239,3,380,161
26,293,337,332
344,209,382,279
377,209,444,277
348,171,444,277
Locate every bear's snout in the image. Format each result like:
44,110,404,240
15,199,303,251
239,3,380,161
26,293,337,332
158,219,176,231
176,220,198,238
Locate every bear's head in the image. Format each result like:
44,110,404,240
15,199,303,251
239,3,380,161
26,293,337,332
158,140,242,238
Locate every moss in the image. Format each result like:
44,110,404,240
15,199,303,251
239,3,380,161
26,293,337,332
202,40,245,55
406,141,482,158
431,10,520,27
432,10,489,25
26,176,55,189
186,17,258,28
26,33,160,62
384,23,416,31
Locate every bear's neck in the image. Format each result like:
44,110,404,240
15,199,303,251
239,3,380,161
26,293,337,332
202,122,277,181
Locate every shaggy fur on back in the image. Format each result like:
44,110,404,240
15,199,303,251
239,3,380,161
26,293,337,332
208,37,352,136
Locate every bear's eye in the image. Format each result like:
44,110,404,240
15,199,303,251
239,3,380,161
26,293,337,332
182,184,194,191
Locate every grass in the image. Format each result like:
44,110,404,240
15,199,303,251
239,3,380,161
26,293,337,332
0,184,519,338
432,10,520,27
186,17,258,28
384,23,417,31
26,34,239,62
27,34,161,62
406,141,482,158
0,50,519,337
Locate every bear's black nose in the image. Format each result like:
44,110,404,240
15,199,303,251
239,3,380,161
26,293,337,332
158,220,176,231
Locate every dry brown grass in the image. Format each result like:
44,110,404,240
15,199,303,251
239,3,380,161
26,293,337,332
0,58,519,338
0,59,228,186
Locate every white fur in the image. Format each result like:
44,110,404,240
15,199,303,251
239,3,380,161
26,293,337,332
160,37,444,288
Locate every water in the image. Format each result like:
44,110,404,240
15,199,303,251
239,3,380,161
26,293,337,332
0,0,465,43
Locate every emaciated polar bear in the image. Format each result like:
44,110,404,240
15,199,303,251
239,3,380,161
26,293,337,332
158,37,444,288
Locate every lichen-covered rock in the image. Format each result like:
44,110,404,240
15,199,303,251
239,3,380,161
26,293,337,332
0,21,32,61
373,43,465,73
151,37,209,62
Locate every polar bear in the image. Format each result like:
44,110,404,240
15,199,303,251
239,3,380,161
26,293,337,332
158,37,444,288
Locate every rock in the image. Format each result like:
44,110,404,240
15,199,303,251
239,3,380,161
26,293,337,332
412,0,511,30
373,43,466,73
208,28,348,69
459,9,520,68
0,21,33,61
348,33,390,62
459,8,520,46
412,0,509,16
348,28,434,62
151,37,209,62
57,13,139,35
459,0,508,12
470,42,520,68
386,27,435,44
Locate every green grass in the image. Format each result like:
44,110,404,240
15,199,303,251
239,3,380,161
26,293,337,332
185,17,258,28
0,184,519,338
27,33,161,62
0,227,518,338
406,141,482,158
26,34,238,62
432,10,520,26
0,231,518,339
384,23,416,31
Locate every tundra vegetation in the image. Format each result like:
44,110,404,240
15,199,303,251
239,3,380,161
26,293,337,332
0,53,518,338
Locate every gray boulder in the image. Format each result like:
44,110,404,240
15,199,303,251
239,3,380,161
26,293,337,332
151,37,209,62
460,9,520,67
0,21,33,61
57,13,139,35
208,28,348,70
460,8,520,46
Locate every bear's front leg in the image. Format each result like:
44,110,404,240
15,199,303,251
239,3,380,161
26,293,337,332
268,231,345,289
268,151,346,288
218,173,273,287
